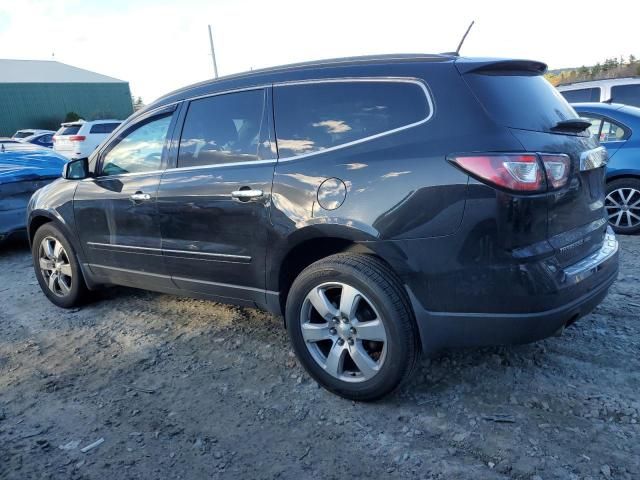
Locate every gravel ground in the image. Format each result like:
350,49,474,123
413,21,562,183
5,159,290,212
0,236,639,480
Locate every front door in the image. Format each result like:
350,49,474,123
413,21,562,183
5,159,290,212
74,106,178,289
157,88,276,305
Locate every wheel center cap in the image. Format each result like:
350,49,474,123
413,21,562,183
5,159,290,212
337,322,351,338
622,205,629,211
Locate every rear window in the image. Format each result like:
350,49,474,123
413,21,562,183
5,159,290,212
465,73,579,132
90,123,120,134
273,80,431,158
611,84,640,107
59,125,81,135
560,87,601,103
13,131,33,138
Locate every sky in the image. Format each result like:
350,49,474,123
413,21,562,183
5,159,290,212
0,0,638,103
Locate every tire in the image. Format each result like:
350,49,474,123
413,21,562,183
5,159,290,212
32,223,88,308
606,178,640,235
286,253,419,401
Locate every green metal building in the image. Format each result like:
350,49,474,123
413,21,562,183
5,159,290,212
0,59,133,136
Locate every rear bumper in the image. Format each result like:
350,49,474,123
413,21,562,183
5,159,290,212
407,229,619,353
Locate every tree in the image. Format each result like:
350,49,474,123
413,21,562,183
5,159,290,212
133,96,145,111
64,111,81,122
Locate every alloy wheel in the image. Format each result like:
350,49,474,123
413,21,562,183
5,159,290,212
39,236,73,297
605,187,640,229
300,282,387,383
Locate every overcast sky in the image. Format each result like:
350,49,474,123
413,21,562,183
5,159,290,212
0,0,638,102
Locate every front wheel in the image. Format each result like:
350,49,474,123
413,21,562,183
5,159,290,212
32,223,88,308
286,253,419,401
606,178,640,234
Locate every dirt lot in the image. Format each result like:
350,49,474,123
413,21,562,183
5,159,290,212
0,236,638,480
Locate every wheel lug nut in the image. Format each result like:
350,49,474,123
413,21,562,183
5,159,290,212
332,317,340,324
349,327,356,335
329,328,337,335
337,338,345,346
341,317,349,323
348,338,354,345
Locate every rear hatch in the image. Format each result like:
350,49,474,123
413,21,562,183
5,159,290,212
54,123,83,153
458,59,607,265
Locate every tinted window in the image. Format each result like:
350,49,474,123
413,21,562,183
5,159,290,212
273,81,430,158
13,131,34,138
466,74,578,132
60,125,81,135
101,114,172,176
90,122,120,134
178,89,267,168
560,87,601,103
611,84,640,107
580,115,603,137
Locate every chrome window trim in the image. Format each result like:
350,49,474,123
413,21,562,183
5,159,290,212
271,77,435,162
166,158,277,174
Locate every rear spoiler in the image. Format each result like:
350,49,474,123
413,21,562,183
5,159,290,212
455,58,547,75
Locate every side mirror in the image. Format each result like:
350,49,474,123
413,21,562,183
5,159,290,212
62,158,90,180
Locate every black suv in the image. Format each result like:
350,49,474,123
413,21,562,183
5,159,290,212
28,54,619,400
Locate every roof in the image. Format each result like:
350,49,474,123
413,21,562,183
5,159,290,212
0,59,126,84
557,77,640,89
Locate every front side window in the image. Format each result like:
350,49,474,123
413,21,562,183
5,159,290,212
100,114,172,176
177,89,267,168
273,80,431,158
611,84,640,107
560,87,601,103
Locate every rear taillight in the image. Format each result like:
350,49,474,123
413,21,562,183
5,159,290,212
69,135,86,142
450,154,544,192
540,154,570,189
450,153,571,193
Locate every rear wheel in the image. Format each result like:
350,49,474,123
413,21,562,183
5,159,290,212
605,178,640,234
286,253,419,401
32,223,88,308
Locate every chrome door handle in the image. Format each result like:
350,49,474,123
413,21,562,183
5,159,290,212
231,189,264,200
130,192,151,201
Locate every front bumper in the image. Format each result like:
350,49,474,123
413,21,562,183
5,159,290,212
409,229,619,353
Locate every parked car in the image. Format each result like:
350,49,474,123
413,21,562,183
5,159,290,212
572,102,640,234
53,120,122,160
12,129,55,140
557,78,640,107
1,147,67,242
19,131,55,149
27,54,618,400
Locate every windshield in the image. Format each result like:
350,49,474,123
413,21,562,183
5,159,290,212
13,131,33,138
465,73,579,132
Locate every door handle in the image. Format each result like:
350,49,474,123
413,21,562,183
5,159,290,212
231,189,264,201
130,192,152,202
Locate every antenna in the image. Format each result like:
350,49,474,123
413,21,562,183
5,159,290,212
455,20,475,56
208,25,219,79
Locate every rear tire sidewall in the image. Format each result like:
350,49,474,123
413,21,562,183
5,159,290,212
32,223,86,308
286,258,416,401
606,178,640,235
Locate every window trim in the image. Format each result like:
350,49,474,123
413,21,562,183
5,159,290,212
272,77,434,162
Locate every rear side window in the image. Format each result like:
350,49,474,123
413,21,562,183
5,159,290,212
560,87,601,103
177,89,267,168
611,84,640,107
90,123,120,134
60,125,81,135
273,80,431,158
465,73,578,132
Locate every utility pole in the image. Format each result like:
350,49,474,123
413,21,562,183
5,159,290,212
208,25,219,79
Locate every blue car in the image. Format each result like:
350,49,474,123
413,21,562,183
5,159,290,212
573,102,640,234
0,145,67,242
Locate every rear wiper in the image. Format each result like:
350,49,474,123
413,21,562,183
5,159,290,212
550,118,591,133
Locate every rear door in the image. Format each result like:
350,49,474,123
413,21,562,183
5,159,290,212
460,60,608,264
157,87,275,305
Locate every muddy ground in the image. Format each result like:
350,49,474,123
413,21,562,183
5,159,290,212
0,236,638,480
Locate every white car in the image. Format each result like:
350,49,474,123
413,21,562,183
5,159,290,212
557,78,640,107
53,120,122,160
12,129,55,140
